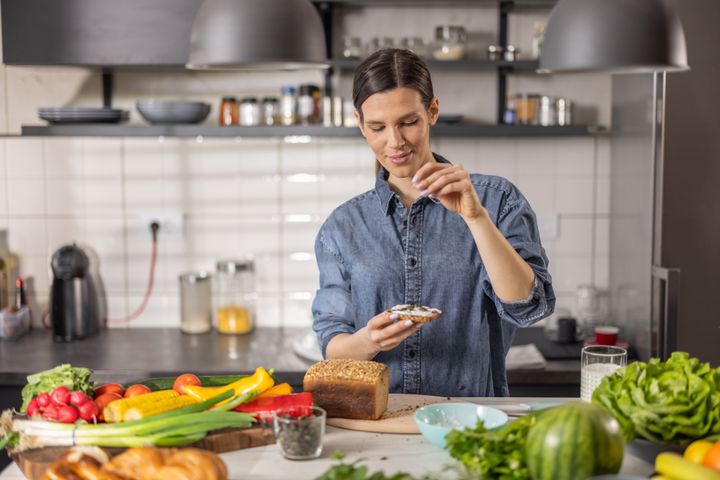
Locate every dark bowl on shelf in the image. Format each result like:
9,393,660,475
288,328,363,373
625,437,685,464
136,101,210,125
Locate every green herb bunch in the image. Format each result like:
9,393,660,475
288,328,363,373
444,414,539,480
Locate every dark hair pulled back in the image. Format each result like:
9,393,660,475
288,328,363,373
352,48,434,121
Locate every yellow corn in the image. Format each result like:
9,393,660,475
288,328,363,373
103,390,192,423
123,395,198,421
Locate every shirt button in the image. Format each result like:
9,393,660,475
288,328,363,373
410,216,418,226
409,257,417,267
408,350,416,358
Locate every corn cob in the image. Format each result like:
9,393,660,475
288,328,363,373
103,390,197,423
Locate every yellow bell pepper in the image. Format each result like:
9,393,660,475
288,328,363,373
256,383,293,399
183,367,274,402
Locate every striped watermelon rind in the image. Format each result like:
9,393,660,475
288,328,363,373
526,401,624,480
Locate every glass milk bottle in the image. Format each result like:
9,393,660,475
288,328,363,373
214,259,256,335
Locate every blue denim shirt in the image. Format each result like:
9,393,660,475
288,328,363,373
312,154,555,397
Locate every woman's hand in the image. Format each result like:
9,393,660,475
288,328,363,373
364,310,420,355
412,163,484,221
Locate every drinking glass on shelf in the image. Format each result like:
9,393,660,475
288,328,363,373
366,37,394,55
400,37,427,58
580,345,627,402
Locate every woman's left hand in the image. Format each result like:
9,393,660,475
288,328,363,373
412,163,484,220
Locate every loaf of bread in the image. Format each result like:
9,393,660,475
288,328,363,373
303,359,389,420
388,304,442,323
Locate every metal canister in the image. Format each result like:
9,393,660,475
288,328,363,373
556,98,573,126
539,95,555,126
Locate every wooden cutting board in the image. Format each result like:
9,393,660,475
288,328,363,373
326,394,467,434
10,426,274,480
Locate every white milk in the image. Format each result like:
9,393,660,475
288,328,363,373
580,363,621,402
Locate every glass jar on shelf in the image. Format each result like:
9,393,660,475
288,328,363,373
341,37,363,59
432,25,467,61
400,37,427,58
219,97,238,126
239,97,261,126
280,86,297,126
179,272,212,334
214,259,256,335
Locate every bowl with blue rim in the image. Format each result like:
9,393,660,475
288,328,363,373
414,402,508,448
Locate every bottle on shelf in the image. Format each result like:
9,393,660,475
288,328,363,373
280,86,297,126
503,94,517,125
532,22,546,59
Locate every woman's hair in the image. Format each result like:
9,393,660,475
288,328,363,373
352,48,434,122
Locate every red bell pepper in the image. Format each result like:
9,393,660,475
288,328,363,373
233,392,314,422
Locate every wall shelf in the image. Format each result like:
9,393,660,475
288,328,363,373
329,59,540,72
20,124,605,138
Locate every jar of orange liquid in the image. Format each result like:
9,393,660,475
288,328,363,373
214,259,255,335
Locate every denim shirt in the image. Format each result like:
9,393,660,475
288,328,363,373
312,154,555,397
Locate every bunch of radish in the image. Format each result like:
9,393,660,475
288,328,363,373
25,386,99,423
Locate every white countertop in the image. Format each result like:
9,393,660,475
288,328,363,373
0,398,655,479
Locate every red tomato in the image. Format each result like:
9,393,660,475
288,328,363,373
94,392,123,422
123,384,151,398
94,383,125,398
173,373,201,394
703,441,720,472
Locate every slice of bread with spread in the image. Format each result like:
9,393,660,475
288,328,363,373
388,304,443,323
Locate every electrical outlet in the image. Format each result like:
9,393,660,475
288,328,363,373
139,211,185,237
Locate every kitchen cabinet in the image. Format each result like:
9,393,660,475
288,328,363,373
5,0,607,139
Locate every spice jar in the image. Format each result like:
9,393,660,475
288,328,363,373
515,93,541,125
280,86,297,126
273,406,326,460
262,97,279,126
219,97,238,126
432,25,467,61
214,259,256,335
179,272,212,334
239,97,260,126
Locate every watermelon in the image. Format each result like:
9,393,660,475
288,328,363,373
526,401,624,480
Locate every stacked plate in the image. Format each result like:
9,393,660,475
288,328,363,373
136,101,211,125
39,107,129,124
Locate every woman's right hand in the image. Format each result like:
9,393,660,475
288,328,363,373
364,310,421,355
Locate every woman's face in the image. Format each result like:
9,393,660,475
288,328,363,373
357,87,439,181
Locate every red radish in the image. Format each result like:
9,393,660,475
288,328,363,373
26,398,39,417
77,401,99,422
43,404,59,420
69,391,90,407
57,405,79,424
50,386,71,406
36,392,51,408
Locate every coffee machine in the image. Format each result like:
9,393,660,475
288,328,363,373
50,244,105,342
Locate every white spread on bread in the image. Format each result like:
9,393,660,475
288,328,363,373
388,304,442,317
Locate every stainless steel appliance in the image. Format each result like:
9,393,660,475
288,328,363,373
608,0,720,363
50,244,105,342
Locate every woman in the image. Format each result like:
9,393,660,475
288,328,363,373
312,48,555,397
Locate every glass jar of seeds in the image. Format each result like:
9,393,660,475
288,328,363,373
272,405,326,460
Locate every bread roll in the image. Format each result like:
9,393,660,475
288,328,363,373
388,304,442,323
303,359,389,420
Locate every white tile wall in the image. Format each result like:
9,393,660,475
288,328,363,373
0,136,611,328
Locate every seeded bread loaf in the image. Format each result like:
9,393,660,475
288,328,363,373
303,359,389,420
388,304,443,323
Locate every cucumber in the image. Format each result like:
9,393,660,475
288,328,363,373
136,374,247,391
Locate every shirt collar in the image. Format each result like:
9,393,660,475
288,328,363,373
374,153,451,215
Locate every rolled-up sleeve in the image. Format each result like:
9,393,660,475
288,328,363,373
481,194,555,327
311,228,356,357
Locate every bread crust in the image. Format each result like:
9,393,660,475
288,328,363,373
303,360,390,420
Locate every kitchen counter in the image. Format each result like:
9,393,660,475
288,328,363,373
0,397,654,479
0,327,580,388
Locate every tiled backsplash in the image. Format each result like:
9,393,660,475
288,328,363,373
0,136,610,329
